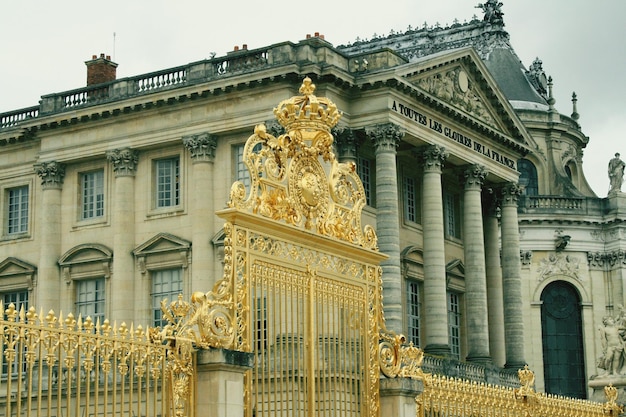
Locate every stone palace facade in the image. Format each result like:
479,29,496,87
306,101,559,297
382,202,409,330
1,1,624,400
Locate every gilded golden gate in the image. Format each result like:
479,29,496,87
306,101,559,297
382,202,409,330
218,76,408,417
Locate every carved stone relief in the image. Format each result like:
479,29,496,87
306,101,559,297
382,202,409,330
537,253,582,282
411,66,496,128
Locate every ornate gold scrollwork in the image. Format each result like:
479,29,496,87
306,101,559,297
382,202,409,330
378,332,430,381
226,77,377,250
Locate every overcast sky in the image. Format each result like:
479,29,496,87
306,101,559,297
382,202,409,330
1,1,624,196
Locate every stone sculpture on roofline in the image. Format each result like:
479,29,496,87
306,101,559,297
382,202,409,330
608,152,625,194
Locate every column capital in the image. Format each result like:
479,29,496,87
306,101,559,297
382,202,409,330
501,182,523,206
333,127,361,162
366,123,403,152
265,119,284,138
183,132,218,163
464,164,487,190
34,161,65,189
421,145,449,173
106,148,139,177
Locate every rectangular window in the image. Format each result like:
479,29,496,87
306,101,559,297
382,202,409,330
357,157,373,206
403,175,417,223
152,269,183,327
235,144,250,190
448,292,461,360
76,278,105,323
156,157,180,208
7,186,29,234
2,291,29,376
407,281,421,347
81,170,104,220
444,191,461,238
3,290,28,310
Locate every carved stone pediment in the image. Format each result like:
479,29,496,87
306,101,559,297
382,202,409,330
405,64,497,129
133,233,191,256
58,244,113,282
133,233,192,274
0,257,37,291
446,258,465,277
59,244,113,266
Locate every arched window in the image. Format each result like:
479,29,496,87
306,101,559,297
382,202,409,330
517,159,538,196
541,281,586,398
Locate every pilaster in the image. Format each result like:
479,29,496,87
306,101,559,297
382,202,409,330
183,133,218,290
106,148,139,322
34,161,65,311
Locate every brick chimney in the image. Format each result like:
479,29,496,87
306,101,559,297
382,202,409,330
85,53,118,86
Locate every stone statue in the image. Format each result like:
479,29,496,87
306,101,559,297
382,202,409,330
476,0,504,24
598,315,625,375
608,152,625,194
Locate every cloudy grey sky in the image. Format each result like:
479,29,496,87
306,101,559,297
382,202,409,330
1,1,624,196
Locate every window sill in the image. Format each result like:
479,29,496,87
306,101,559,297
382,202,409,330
146,207,185,219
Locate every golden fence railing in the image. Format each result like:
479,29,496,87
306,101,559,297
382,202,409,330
0,302,169,417
415,365,624,417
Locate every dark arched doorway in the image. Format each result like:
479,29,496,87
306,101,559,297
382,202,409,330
541,280,586,398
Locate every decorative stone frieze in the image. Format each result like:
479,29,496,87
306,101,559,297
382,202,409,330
588,250,626,269
106,148,139,176
34,161,65,189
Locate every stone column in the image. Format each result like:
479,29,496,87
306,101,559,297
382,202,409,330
333,127,359,165
106,148,138,323
483,191,506,367
500,182,526,369
462,164,491,364
34,161,65,312
183,133,217,291
367,123,403,334
421,145,450,356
